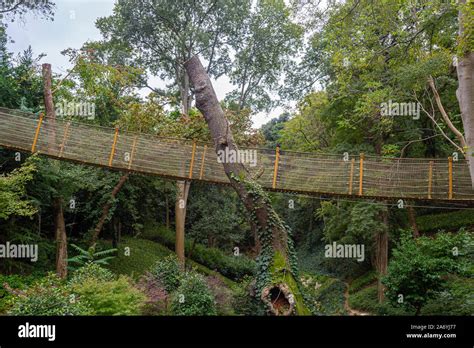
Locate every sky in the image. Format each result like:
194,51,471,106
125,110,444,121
6,0,287,128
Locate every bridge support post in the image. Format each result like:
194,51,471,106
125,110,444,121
108,126,119,167
31,113,44,153
188,141,197,179
272,145,280,189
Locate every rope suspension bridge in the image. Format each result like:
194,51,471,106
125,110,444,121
1,107,473,203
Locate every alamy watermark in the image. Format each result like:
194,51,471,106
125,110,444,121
381,100,420,120
217,148,257,167
325,242,365,262
18,322,55,342
0,242,38,262
56,100,95,120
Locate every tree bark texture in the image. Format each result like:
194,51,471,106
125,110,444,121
42,63,57,153
175,180,190,268
53,197,68,279
457,0,474,187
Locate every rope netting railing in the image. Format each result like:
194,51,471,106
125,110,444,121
0,108,473,202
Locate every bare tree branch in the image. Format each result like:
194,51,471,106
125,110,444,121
428,76,467,150
415,92,465,154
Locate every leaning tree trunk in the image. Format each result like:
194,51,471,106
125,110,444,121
53,197,68,279
90,173,129,247
185,55,309,315
457,0,474,187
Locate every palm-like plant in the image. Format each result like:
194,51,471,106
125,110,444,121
67,244,117,270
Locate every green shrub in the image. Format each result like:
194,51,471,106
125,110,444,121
0,274,39,313
151,255,182,293
417,210,474,232
312,276,346,315
69,263,115,285
142,226,255,280
383,230,471,315
349,271,377,294
70,276,146,316
8,273,92,316
421,276,474,315
349,285,414,315
348,285,379,313
170,272,217,316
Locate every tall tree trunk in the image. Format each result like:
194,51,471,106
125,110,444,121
42,64,56,149
375,207,389,303
174,68,192,268
53,197,67,279
91,173,129,247
43,63,67,278
185,55,309,315
457,0,474,187
175,180,190,268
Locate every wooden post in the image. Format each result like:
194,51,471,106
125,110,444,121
108,126,119,167
199,144,207,180
58,122,71,158
348,158,355,195
188,141,197,179
358,153,365,196
427,160,433,199
127,136,138,170
272,145,280,189
31,113,44,153
448,156,453,199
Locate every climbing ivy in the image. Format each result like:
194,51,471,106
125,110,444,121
230,172,310,315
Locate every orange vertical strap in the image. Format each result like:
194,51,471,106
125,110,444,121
427,160,433,199
272,146,280,189
348,158,355,195
188,141,197,179
199,145,207,180
31,113,44,153
128,136,138,170
358,153,365,196
58,122,71,158
448,156,453,199
108,126,119,167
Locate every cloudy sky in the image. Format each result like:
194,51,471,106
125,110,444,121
7,0,287,128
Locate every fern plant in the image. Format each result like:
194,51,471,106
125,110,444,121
67,244,117,270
